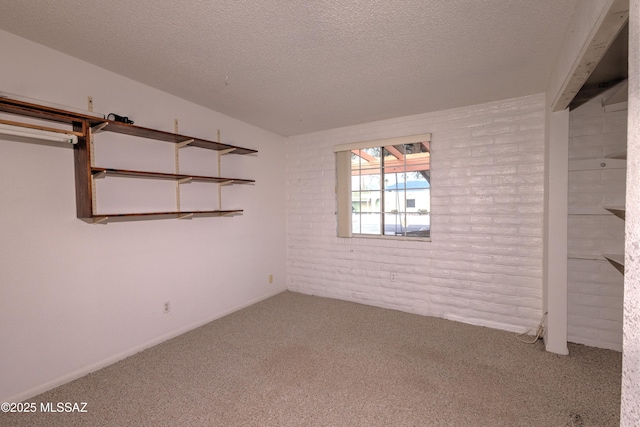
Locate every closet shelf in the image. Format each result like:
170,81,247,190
568,253,605,261
605,150,627,160
569,207,612,215
603,205,625,220
91,167,254,184
603,253,625,275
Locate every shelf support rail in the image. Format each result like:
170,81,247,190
217,130,223,210
174,131,195,213
89,125,99,216
177,178,192,218
175,138,182,212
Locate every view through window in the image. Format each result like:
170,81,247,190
350,141,430,238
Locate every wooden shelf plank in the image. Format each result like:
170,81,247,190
91,167,254,184
96,120,258,155
603,253,625,275
90,210,243,223
0,118,83,137
0,96,102,125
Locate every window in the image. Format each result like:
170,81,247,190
335,133,431,238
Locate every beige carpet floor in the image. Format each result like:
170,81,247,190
1,291,622,426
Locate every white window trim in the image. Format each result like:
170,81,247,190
333,133,431,153
334,133,431,239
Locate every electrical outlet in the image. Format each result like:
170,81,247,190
163,301,170,314
269,274,273,284
87,96,93,112
390,272,397,282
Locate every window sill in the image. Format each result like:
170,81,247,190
348,234,431,243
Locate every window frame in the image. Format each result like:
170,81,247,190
334,133,431,240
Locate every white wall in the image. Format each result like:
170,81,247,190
543,108,569,355
567,89,626,351
0,29,287,402
286,94,546,334
622,0,639,424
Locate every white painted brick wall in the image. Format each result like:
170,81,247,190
567,89,627,351
286,94,546,334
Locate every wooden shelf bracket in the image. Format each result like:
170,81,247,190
177,138,195,149
93,216,109,225
90,122,109,134
93,170,107,179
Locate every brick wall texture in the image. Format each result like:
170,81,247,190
286,94,546,334
568,89,627,351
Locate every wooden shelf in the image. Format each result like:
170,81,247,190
603,253,625,275
91,120,257,155
90,210,242,223
0,96,102,125
1,95,256,222
91,167,254,184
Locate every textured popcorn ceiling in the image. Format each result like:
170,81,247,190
0,1,577,136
